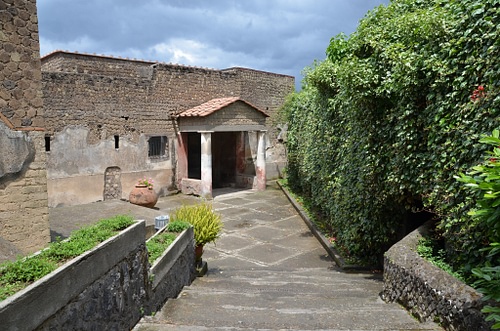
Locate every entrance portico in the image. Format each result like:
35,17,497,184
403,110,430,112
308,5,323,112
175,97,269,199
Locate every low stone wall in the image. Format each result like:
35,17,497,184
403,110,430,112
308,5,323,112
147,227,196,313
381,221,492,330
0,221,195,331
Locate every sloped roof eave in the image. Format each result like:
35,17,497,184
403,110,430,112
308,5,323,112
175,97,270,118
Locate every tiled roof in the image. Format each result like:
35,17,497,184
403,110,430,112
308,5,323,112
176,97,269,118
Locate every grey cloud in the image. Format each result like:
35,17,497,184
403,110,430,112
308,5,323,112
38,0,389,89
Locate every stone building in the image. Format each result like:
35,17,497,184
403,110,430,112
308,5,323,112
41,51,294,205
0,0,50,260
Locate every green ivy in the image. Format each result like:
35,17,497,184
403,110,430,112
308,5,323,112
281,0,500,268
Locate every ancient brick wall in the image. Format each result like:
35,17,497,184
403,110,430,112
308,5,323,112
41,52,295,120
0,0,49,259
41,51,155,79
42,71,171,143
0,0,44,128
41,52,294,206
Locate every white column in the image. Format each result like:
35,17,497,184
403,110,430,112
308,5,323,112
200,131,213,199
256,130,267,190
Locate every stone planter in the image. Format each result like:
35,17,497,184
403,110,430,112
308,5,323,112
129,184,158,208
147,227,196,313
0,221,147,331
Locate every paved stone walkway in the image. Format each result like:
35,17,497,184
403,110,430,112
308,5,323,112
131,183,442,330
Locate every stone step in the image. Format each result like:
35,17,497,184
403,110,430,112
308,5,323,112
134,268,442,331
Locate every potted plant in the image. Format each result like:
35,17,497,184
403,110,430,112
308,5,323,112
169,202,222,275
129,178,158,208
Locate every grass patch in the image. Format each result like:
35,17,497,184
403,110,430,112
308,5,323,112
0,215,134,301
165,220,191,233
146,233,178,264
146,221,191,265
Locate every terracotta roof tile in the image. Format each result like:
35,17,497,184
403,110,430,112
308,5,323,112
177,97,269,118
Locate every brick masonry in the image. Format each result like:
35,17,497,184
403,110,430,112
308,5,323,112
41,51,294,206
0,0,50,259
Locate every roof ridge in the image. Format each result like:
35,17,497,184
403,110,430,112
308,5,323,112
176,97,269,118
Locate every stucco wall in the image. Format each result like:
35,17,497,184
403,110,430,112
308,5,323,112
178,101,267,130
46,126,176,207
0,0,49,259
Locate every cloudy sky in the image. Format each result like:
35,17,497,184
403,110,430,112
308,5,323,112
37,0,389,90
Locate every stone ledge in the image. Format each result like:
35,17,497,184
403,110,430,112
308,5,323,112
382,221,492,330
0,220,196,330
146,226,196,314
0,221,146,331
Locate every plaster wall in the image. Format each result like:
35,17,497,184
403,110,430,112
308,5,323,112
179,102,267,130
47,126,175,207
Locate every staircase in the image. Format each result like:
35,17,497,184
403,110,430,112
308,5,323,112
133,186,442,330
135,267,442,330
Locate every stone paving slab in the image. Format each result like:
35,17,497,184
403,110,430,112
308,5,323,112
48,183,442,330
133,183,443,331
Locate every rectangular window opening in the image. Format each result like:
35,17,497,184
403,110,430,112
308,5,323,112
148,136,169,159
45,136,51,152
114,135,119,149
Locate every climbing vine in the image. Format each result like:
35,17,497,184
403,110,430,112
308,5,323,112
281,0,500,269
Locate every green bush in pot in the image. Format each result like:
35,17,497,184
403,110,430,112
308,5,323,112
169,202,223,259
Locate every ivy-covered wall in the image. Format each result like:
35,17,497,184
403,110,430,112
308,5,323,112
282,0,499,268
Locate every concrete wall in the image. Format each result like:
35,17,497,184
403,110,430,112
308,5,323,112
0,0,49,259
41,52,294,206
381,222,492,330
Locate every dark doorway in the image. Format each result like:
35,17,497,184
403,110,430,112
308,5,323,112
187,132,201,179
213,132,237,188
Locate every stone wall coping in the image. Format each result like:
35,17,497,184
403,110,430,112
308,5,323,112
382,221,491,329
0,220,145,331
40,50,295,78
385,221,482,302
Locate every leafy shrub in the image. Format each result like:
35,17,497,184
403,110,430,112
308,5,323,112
281,0,500,266
169,202,222,246
0,215,134,301
417,237,465,282
456,131,500,328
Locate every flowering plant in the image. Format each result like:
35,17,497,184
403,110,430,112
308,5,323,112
470,85,486,102
137,178,154,189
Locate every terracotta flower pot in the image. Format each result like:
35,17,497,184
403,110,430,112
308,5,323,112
129,185,158,208
195,244,204,261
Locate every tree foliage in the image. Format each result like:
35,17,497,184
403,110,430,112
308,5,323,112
281,0,500,269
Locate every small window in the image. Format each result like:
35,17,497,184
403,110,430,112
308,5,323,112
45,136,51,152
114,135,119,149
148,136,169,159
